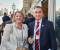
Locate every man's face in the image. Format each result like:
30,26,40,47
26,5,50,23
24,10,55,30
33,8,43,21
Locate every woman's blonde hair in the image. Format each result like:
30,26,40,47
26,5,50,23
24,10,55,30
12,11,25,23
1,22,6,30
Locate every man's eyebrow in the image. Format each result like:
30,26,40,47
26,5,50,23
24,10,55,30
39,11,41,12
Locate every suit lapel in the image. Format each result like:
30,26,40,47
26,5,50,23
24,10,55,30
31,21,35,36
13,23,26,40
40,19,45,37
22,24,26,40
12,22,18,38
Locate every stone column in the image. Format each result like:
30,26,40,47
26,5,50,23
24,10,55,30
48,0,56,29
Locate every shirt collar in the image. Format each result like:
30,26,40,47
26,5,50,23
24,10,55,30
15,22,17,27
35,18,42,23
15,22,19,29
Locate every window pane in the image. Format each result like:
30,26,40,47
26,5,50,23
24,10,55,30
25,3,27,7
55,0,60,50
25,10,27,13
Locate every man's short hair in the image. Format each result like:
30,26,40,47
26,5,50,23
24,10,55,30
34,6,43,11
4,13,7,15
26,15,27,17
28,13,31,17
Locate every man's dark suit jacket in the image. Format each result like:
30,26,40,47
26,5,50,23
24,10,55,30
2,16,10,22
29,17,35,23
28,19,57,50
24,18,31,26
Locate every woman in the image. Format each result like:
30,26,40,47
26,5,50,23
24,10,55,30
1,23,6,50
2,11,28,50
1,22,6,30
1,22,6,37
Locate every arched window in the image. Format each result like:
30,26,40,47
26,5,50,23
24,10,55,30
25,3,27,7
30,3,31,7
25,10,27,13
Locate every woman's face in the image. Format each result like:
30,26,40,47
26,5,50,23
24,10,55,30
15,12,23,24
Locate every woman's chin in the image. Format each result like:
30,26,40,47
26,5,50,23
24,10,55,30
16,22,22,24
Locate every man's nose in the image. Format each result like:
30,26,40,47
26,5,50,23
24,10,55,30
37,13,39,15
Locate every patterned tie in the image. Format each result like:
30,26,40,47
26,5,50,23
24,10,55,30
35,21,39,50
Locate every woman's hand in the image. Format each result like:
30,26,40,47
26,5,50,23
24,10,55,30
16,49,20,50
22,47,27,50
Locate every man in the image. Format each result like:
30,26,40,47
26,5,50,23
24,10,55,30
28,6,57,50
2,13,10,22
45,14,48,20
25,14,28,20
29,17,35,23
24,13,32,26
55,16,60,47
5,13,14,24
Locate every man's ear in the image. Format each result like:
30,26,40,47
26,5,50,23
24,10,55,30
42,11,43,14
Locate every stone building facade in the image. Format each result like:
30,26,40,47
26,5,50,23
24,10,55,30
23,0,36,16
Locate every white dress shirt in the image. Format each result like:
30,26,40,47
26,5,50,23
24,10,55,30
33,19,42,50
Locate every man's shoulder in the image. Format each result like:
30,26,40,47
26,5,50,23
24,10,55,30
6,16,10,18
29,21,35,25
5,20,12,24
2,16,5,18
42,19,53,27
3,16,9,18
27,18,31,20
28,19,53,26
43,19,53,24
25,18,31,22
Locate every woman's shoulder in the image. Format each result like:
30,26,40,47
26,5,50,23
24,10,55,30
22,23,27,27
22,24,28,29
6,23,12,26
5,23,14,29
